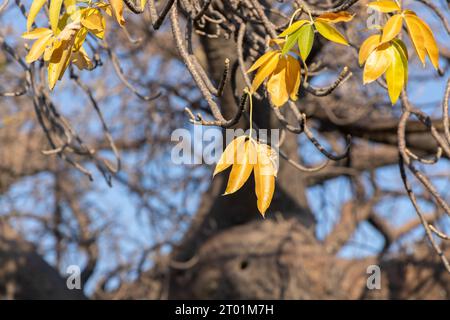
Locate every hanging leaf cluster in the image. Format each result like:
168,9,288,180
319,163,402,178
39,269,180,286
360,0,439,104
247,11,353,108
213,136,278,217
23,0,127,89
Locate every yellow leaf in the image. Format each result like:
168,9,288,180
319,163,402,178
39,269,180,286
316,11,354,23
405,14,439,70
22,28,53,39
392,39,409,84
404,14,427,67
27,0,47,31
49,0,64,33
140,0,147,10
359,34,381,65
73,28,88,51
213,136,246,177
109,0,126,26
363,42,392,84
279,20,308,37
247,50,278,73
64,0,77,15
48,34,76,89
254,144,277,216
224,140,256,195
72,47,94,70
386,44,406,104
82,9,105,33
25,33,53,63
267,57,289,107
285,55,301,101
314,20,349,46
251,51,280,93
381,14,403,43
367,1,401,13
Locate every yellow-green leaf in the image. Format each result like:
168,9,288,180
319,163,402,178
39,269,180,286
279,20,308,37
404,14,427,66
49,0,64,33
359,34,381,65
213,136,247,177
316,11,354,23
224,140,256,195
297,24,314,61
27,0,48,31
392,39,409,84
368,1,401,13
381,14,403,43
314,20,349,46
386,45,406,104
281,28,302,55
363,43,392,84
267,57,288,107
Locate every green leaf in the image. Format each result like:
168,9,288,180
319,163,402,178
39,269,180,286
281,28,301,55
297,24,314,61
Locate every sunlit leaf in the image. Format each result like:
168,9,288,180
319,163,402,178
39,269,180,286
279,20,308,37
316,11,354,23
405,14,439,69
250,51,280,93
285,55,301,101
314,20,349,46
224,140,256,195
109,0,126,26
297,23,314,61
404,13,427,66
363,42,392,84
386,45,406,104
27,0,47,31
22,28,52,39
64,0,77,15
25,32,53,63
267,57,289,107
367,1,401,13
381,14,402,43
213,136,247,177
254,144,277,217
282,28,302,55
81,9,106,39
49,0,64,33
247,50,278,73
72,47,94,70
359,34,381,65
